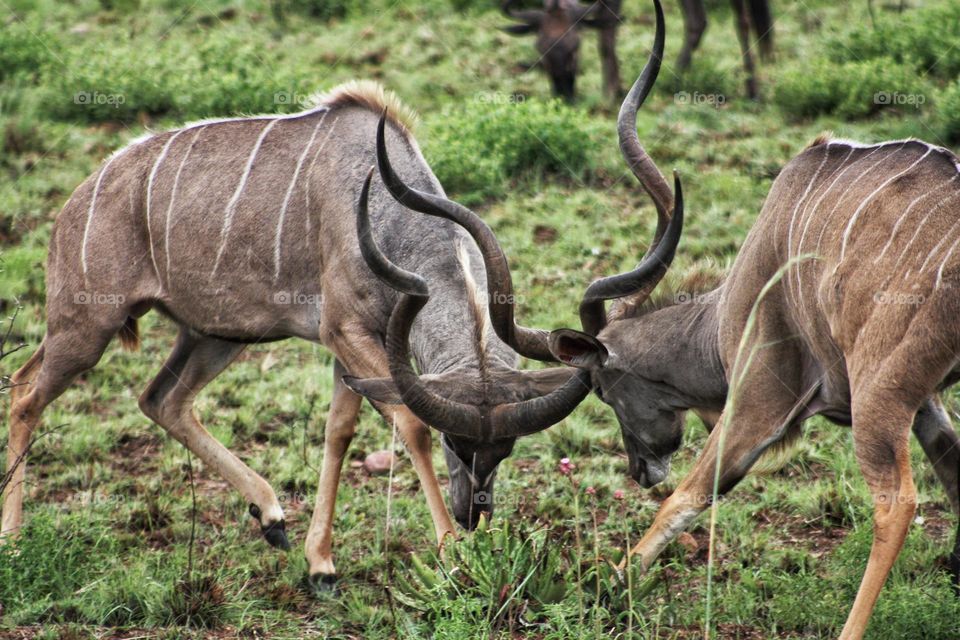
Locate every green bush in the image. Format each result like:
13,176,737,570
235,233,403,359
0,21,59,82
41,29,309,123
774,57,932,120
940,80,960,143
826,1,960,81
424,97,604,204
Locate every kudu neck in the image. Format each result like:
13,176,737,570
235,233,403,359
608,290,727,410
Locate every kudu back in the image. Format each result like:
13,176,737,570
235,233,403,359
373,1,960,635
2,81,584,592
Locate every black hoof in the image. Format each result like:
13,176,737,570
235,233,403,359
306,572,339,597
249,504,291,551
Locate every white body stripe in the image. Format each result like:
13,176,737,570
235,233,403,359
936,234,960,287
839,148,932,260
303,122,339,235
273,112,329,281
211,118,279,276
893,188,960,272
815,144,904,255
875,176,959,263
146,129,186,289
80,152,122,277
164,127,206,287
795,148,858,258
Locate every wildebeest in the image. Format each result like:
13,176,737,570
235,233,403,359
677,0,774,99
1,81,586,591
500,0,623,101
360,2,960,635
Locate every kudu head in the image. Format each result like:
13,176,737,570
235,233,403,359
359,0,685,491
500,0,605,100
547,0,688,488
344,118,593,529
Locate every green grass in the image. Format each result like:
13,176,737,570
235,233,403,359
1,0,960,638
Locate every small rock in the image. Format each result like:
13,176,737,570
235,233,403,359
260,352,278,373
364,450,397,475
677,531,699,553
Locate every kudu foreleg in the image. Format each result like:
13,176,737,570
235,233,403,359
138,330,288,549
624,377,804,570
305,361,362,591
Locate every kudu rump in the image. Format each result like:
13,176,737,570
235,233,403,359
1,81,586,589
358,2,960,636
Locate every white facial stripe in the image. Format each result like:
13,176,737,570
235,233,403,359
875,175,959,263
146,129,186,288
80,152,122,277
211,118,279,277
164,127,205,288
839,148,932,261
273,112,329,281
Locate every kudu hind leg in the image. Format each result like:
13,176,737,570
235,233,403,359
912,396,959,512
839,395,917,640
304,360,362,591
3,329,116,537
138,330,287,549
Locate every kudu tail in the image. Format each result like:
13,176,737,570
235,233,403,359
749,421,801,476
117,316,139,351
747,0,774,60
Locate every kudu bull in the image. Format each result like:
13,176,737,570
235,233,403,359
500,0,623,101
358,2,960,635
1,81,587,590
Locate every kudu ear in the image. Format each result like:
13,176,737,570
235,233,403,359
342,376,403,405
548,329,609,369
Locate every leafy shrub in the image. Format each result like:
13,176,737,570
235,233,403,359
774,57,932,120
0,21,59,82
940,80,960,143
826,1,960,81
41,29,309,123
424,97,604,204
